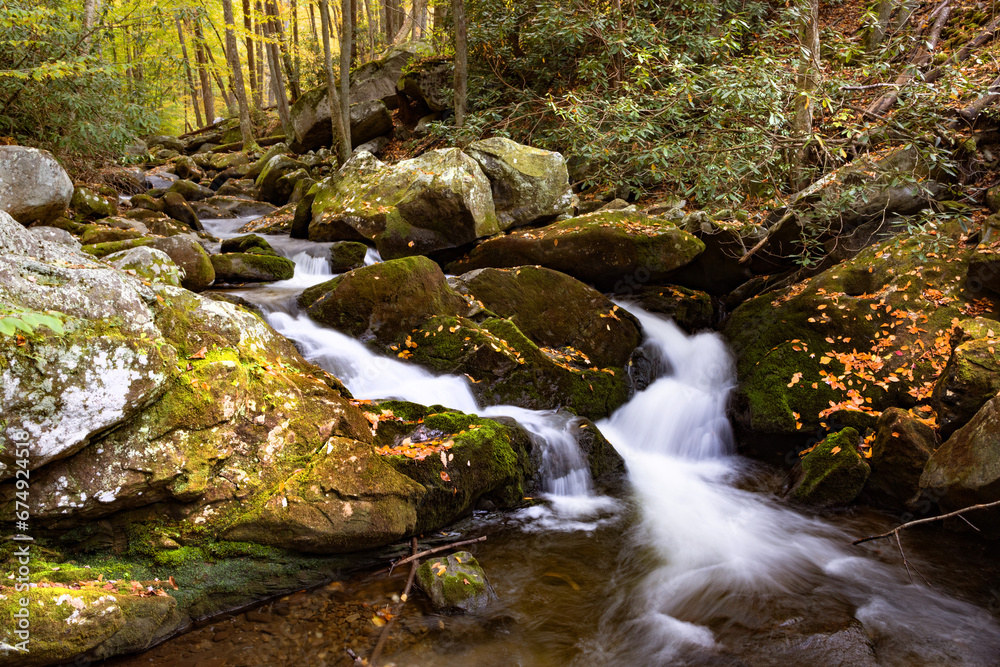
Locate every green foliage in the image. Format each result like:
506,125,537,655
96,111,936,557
0,308,65,337
0,1,156,159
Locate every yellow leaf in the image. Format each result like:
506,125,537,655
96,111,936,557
830,446,841,455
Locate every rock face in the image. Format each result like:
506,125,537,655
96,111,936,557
309,149,500,259
256,155,309,206
466,137,575,228
920,394,1000,534
416,551,496,613
626,285,713,332
790,428,870,506
863,408,936,509
398,57,453,111
0,211,176,478
0,146,74,224
105,246,184,287
724,219,978,460
446,211,705,291
932,317,1000,438
300,258,639,419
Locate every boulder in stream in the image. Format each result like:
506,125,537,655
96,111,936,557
416,551,496,613
789,428,870,506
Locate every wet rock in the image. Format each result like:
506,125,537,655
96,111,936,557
205,196,276,219
575,418,626,489
446,211,705,291
329,240,368,272
310,149,499,259
245,142,289,181
920,393,1000,535
162,191,204,231
211,253,295,283
790,428,869,506
105,246,184,288
987,184,1000,213
625,285,713,332
0,146,74,225
220,234,278,255
466,137,575,229
354,135,391,156
169,179,216,202
130,193,165,213
216,177,258,198
149,235,215,291
80,224,145,246
452,265,642,369
71,185,117,220
967,247,1000,295
670,214,763,295
416,551,496,613
932,317,1000,438
273,168,312,207
256,155,309,205
863,408,936,509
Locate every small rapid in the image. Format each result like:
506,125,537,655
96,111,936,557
198,217,1000,665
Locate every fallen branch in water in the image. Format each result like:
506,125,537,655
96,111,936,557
369,537,419,666
853,499,1000,582
388,535,487,572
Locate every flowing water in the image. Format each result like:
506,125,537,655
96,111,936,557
143,218,1000,666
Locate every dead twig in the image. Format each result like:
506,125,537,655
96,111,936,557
388,535,487,573
369,537,419,666
853,499,1000,546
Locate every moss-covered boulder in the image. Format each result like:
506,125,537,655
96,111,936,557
397,57,453,111
445,211,705,291
627,284,714,332
105,246,184,287
0,585,181,667
255,155,308,206
453,265,642,369
79,224,145,246
167,179,215,202
790,428,870,506
300,259,634,418
171,154,204,181
300,256,474,344
724,219,980,460
863,408,936,509
70,185,116,220
308,148,500,259
920,394,1000,535
0,211,177,478
211,253,295,283
220,233,278,255
967,246,1000,294
932,317,1000,438
416,551,496,613
329,240,368,272
151,235,215,292
466,137,575,228
161,191,202,231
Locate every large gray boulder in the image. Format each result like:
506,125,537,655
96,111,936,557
309,149,500,259
289,96,394,154
0,210,176,479
466,137,575,228
0,146,74,225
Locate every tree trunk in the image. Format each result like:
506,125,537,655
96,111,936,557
203,41,237,114
292,0,302,97
193,19,216,122
309,3,318,40
341,0,353,144
82,0,98,53
453,0,467,127
790,0,820,191
176,16,205,128
385,0,401,43
222,0,258,151
865,0,894,55
243,0,258,103
268,0,301,101
363,0,376,58
320,0,351,162
432,0,449,51
255,1,266,108
351,0,359,63
417,0,428,38
262,3,292,132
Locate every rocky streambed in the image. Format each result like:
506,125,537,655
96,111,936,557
2,131,1000,666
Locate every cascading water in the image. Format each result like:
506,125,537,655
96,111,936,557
198,217,1000,665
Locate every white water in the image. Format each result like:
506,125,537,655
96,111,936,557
200,217,1000,664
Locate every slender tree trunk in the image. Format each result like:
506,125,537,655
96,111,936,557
176,16,205,128
350,0,359,63
255,1,266,108
790,0,820,190
222,0,258,150
432,0,449,51
309,3,318,40
341,0,353,144
193,19,217,122
417,0,428,38
243,0,258,103
385,0,400,43
203,43,237,114
268,0,300,100
82,0,98,53
263,5,292,130
332,0,342,42
320,0,351,162
453,0,467,127
292,0,301,89
363,0,375,58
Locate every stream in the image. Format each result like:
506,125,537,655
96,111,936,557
109,217,1000,666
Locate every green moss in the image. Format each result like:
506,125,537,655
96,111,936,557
82,237,152,258
791,427,870,506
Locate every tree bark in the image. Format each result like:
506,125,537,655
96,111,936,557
790,0,820,191
432,0,449,51
176,16,205,128
255,1,266,108
865,0,894,55
341,0,353,145
351,0,359,63
262,2,292,132
309,3,318,40
268,0,301,101
320,0,351,162
193,18,217,122
453,0,467,127
385,0,401,43
222,0,258,151
363,0,376,58
243,0,258,102
82,0,98,53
